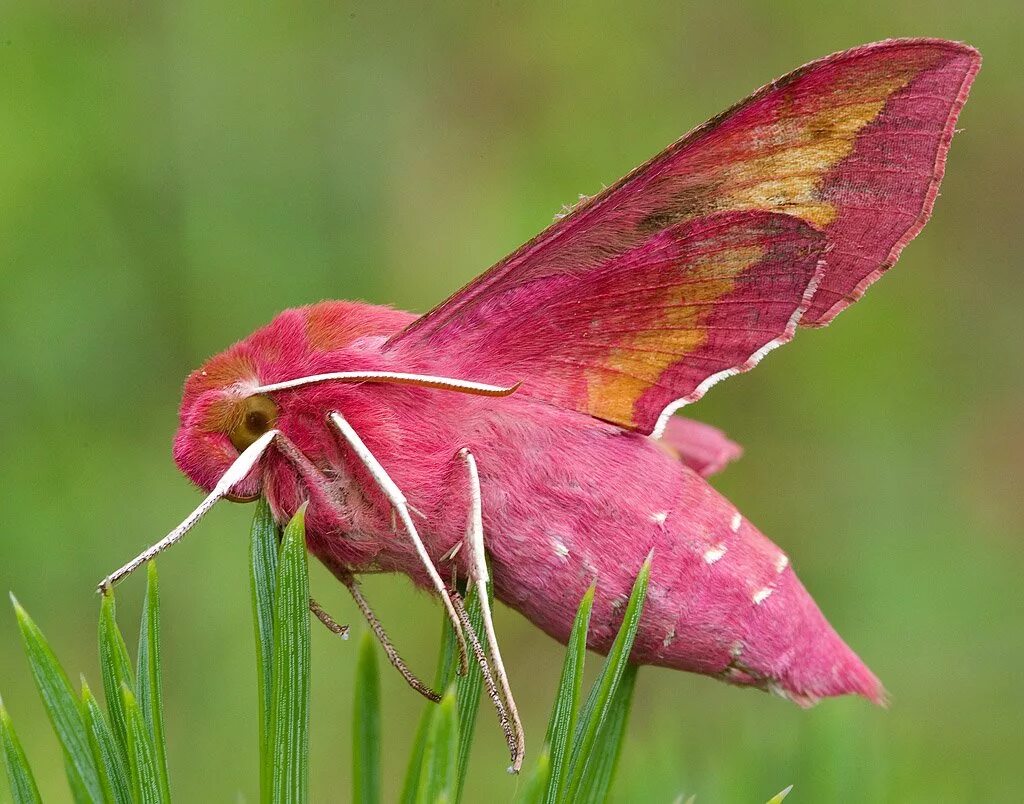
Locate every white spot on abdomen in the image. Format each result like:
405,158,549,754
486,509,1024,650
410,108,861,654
775,554,789,573
650,511,668,525
550,537,570,561
753,587,773,605
730,512,742,532
703,545,727,565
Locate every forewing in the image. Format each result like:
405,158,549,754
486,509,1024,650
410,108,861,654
388,39,978,428
398,210,825,432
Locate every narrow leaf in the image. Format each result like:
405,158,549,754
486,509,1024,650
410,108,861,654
81,680,132,804
267,505,311,804
352,633,381,804
513,746,550,804
0,695,42,804
415,689,458,804
576,663,638,803
399,594,461,804
766,784,794,803
563,555,651,803
451,584,486,803
64,754,92,804
120,684,162,804
250,497,280,799
98,592,135,778
11,594,103,802
399,579,487,804
542,584,595,804
136,563,171,802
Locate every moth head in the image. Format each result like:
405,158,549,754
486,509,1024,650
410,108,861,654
171,301,516,501
169,302,411,500
173,345,274,500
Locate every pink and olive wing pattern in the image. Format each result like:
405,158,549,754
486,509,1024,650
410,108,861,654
397,211,825,432
388,39,978,427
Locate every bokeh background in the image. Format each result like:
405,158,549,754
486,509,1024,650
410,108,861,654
1,1,1021,801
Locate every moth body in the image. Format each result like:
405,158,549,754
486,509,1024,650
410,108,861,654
174,300,881,705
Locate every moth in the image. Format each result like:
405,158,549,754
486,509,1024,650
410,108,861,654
103,39,979,770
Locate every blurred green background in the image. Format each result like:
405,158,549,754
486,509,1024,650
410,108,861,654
1,1,1021,801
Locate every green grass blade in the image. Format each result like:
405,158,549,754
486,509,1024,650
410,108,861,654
575,663,637,803
401,577,494,804
399,580,487,804
267,505,311,804
766,784,794,803
11,594,102,802
120,684,162,804
250,497,280,798
81,679,132,804
542,584,595,804
513,746,550,804
0,695,42,804
98,592,135,779
399,599,461,804
352,633,381,804
64,754,92,804
563,555,651,803
136,563,171,803
451,585,486,803
415,689,457,804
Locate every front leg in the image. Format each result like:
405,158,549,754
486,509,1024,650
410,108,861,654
275,430,444,702
328,411,469,675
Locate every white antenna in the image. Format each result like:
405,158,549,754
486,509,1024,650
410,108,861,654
250,371,518,397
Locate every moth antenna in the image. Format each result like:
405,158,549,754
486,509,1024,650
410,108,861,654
458,447,525,772
249,371,520,398
343,576,441,703
328,411,469,675
97,429,278,591
309,598,349,639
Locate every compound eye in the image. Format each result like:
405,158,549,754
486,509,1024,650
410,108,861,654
229,394,279,452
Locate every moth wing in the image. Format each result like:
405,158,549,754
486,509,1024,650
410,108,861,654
397,210,826,433
388,39,978,431
659,417,743,477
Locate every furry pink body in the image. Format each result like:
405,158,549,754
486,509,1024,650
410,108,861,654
175,302,881,704
170,40,979,710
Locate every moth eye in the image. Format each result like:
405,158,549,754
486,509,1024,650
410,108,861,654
229,394,279,452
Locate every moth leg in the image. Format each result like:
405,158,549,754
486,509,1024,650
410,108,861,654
309,598,349,638
277,430,443,698
277,431,443,701
328,411,469,676
458,447,526,773
343,575,441,703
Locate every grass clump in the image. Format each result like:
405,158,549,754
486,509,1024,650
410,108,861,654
1,503,789,802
